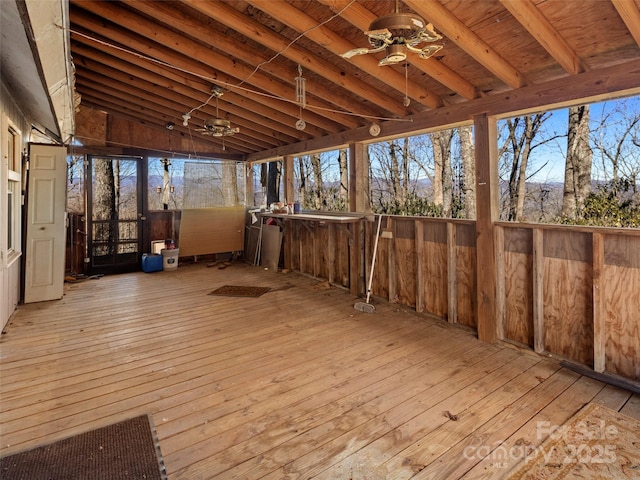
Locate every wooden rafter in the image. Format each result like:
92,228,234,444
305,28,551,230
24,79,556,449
68,0,640,156
405,0,526,89
611,0,640,47
500,0,586,75
317,0,481,101
246,0,443,109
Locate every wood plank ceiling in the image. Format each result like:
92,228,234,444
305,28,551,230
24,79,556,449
69,0,640,160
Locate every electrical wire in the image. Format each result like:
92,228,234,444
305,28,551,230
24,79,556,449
69,19,412,124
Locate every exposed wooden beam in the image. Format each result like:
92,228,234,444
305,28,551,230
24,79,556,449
405,0,526,89
118,0,363,130
76,81,272,152
247,0,442,109
75,101,245,156
611,0,640,47
317,0,481,101
183,0,409,117
500,0,586,75
70,1,362,131
74,63,302,147
79,92,255,154
248,57,640,161
70,33,341,136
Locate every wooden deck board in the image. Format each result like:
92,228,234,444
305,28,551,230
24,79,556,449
0,262,636,479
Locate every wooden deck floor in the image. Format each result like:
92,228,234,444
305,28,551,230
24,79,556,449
1,261,638,479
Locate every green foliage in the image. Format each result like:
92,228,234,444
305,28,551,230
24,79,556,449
375,192,467,218
556,179,640,227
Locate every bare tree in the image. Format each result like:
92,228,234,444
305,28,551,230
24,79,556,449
562,105,592,218
297,156,309,204
310,153,325,209
338,148,348,205
431,130,454,216
266,161,281,205
459,125,476,219
500,113,551,221
593,100,640,192
222,162,239,206
66,155,85,213
92,158,116,255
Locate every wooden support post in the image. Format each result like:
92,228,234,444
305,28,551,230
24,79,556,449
349,142,370,212
283,155,294,205
532,228,545,353
415,220,424,313
474,113,498,343
494,224,505,339
447,221,458,324
592,231,606,373
245,162,254,206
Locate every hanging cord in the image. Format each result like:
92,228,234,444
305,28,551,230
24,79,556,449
235,0,357,88
404,62,411,107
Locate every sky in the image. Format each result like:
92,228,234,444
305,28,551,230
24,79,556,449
522,96,640,183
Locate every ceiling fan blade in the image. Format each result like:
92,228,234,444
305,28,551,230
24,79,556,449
378,52,406,66
365,27,392,42
418,44,443,59
341,48,368,58
341,47,371,58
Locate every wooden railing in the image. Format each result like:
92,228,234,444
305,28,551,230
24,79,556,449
495,222,640,381
284,214,640,381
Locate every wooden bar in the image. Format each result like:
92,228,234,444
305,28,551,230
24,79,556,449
593,231,606,373
261,212,364,294
533,227,545,353
447,221,458,324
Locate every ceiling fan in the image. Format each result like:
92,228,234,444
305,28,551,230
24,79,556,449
341,2,443,66
196,87,240,137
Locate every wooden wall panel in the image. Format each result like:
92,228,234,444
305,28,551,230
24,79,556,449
335,226,350,287
421,222,448,318
503,228,534,346
372,218,390,301
603,234,640,379
298,222,314,275
316,224,329,280
179,208,244,256
455,246,476,327
456,224,477,327
503,251,533,346
147,210,180,249
543,256,594,366
290,222,300,271
394,219,416,307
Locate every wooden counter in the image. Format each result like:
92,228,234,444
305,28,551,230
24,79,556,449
259,212,366,296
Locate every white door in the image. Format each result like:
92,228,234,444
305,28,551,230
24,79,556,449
24,144,67,303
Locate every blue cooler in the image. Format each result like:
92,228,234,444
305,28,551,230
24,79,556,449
142,253,163,273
